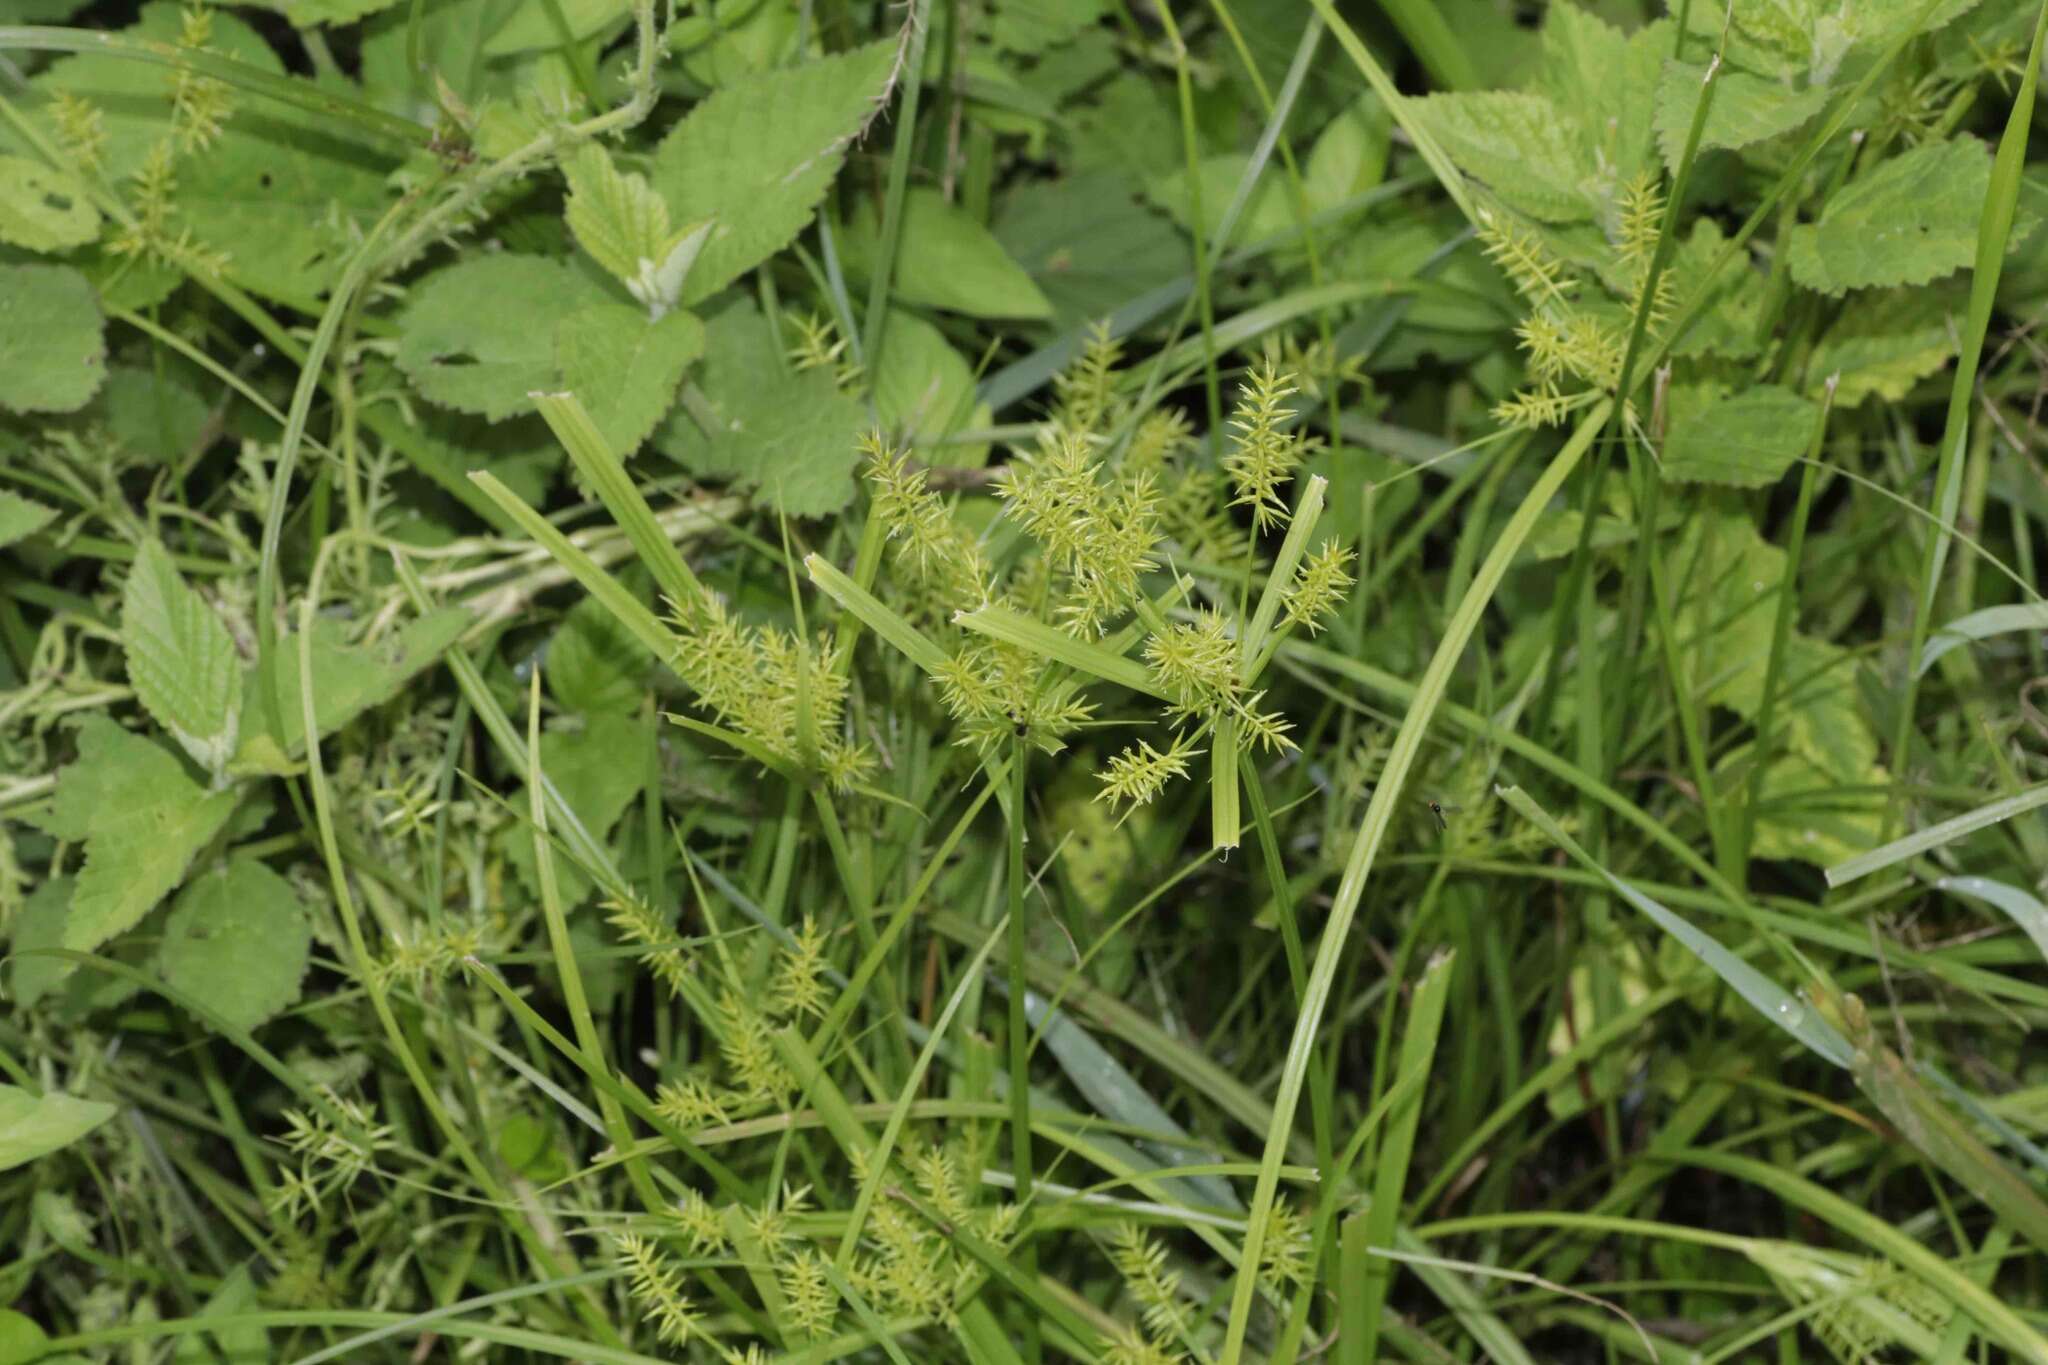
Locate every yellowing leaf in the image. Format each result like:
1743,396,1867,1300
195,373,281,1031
652,42,895,305
121,540,242,777
36,717,241,958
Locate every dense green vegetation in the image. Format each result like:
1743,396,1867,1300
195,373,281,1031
4,0,2048,1360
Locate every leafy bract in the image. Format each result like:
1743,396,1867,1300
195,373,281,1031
159,859,311,1034
1662,384,1819,487
651,41,895,305
37,716,241,957
653,298,865,516
0,156,99,252
0,1085,117,1173
1787,138,1994,295
0,264,106,415
552,303,705,457
0,491,57,550
1654,64,1829,173
235,607,471,774
396,255,609,420
122,540,243,777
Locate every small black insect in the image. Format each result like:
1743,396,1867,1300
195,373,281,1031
1008,709,1029,738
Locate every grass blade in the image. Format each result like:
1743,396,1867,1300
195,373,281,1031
1216,400,1609,1365
1825,782,2048,887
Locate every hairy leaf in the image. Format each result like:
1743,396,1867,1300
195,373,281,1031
234,608,472,774
159,860,311,1034
1654,64,1829,173
0,264,106,415
552,303,704,456
1662,384,1819,487
651,41,895,305
121,540,242,776
0,156,100,253
548,592,655,716
1407,91,1589,222
396,255,607,420
1787,138,1996,295
652,298,864,516
37,716,241,957
846,190,1052,318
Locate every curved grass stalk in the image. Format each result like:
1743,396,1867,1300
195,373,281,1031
1215,400,1610,1364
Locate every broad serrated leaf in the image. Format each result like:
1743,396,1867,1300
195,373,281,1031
37,717,240,958
1666,219,1767,360
121,541,242,776
234,607,471,773
395,255,606,420
0,156,99,252
652,298,864,516
651,42,895,305
1654,63,1830,173
0,264,106,415
158,859,310,1034
563,143,674,288
990,0,1107,54
0,1085,116,1173
1808,287,1958,405
94,364,211,465
1407,91,1590,222
0,491,57,550
1537,7,1669,189
552,303,704,456
31,4,396,306
1662,384,1819,487
1787,138,1994,296
548,592,655,715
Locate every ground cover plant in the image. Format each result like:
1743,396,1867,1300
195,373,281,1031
4,0,2048,1359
